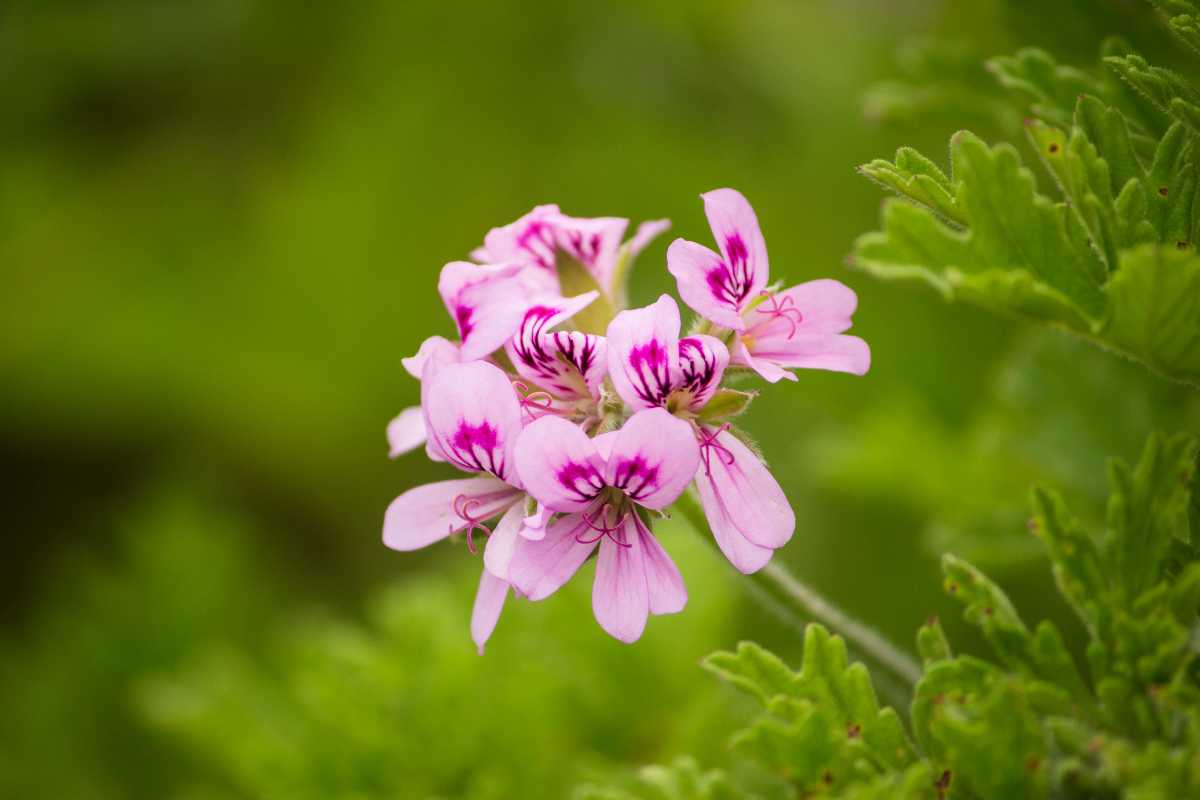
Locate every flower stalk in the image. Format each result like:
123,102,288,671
671,490,923,689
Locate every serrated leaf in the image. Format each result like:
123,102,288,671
987,48,1102,128
857,147,964,225
1150,1,1200,55
853,130,1107,323
1103,245,1200,385
1105,53,1200,133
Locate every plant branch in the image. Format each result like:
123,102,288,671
671,490,923,689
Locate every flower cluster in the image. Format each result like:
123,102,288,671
384,189,870,652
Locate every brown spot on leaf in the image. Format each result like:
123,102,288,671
822,770,834,785
934,770,952,799
1158,186,1169,197
847,723,861,739
1048,142,1060,154
1177,241,1190,250
1025,754,1042,773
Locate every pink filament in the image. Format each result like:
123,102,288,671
575,503,633,548
757,291,804,339
451,493,492,554
698,423,736,477
512,380,558,419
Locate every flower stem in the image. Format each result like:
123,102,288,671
671,491,923,689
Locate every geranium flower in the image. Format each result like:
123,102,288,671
508,408,698,642
474,204,670,299
383,360,532,654
667,188,870,382
605,293,795,573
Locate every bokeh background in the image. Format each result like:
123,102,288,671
4,1,1197,797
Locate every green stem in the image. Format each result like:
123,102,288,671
672,490,923,689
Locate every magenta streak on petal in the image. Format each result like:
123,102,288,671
517,221,557,271
705,233,754,309
556,460,605,504
627,339,672,406
563,230,603,266
511,307,597,399
446,420,506,479
455,304,475,341
609,455,660,502
678,338,717,396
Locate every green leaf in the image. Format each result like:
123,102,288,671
1103,245,1200,384
987,47,1102,128
573,758,747,800
857,147,964,225
1150,1,1200,55
1104,53,1200,133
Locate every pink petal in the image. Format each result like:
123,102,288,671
604,408,700,510
483,501,526,579
592,518,649,643
505,293,607,400
695,426,794,571
521,501,550,541
471,568,509,655
479,204,562,291
737,333,871,377
551,214,628,296
729,337,795,384
666,239,747,331
437,261,529,360
677,334,729,411
626,219,672,259
774,279,859,335
637,517,687,615
605,294,681,410
513,415,605,513
387,406,426,458
508,513,598,600
401,335,460,380
702,187,768,305
383,476,519,551
423,361,524,485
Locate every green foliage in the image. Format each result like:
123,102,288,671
854,41,1200,387
590,432,1200,799
1151,0,1200,56
574,758,747,800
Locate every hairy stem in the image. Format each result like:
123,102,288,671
672,490,923,689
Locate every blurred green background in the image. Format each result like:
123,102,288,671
4,1,1197,797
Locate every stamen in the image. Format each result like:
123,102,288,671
575,503,633,547
451,493,493,554
757,291,804,339
512,380,559,419
697,423,736,477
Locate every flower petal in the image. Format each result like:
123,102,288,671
736,333,871,377
677,334,729,411
383,475,519,551
423,361,524,484
626,218,672,259
513,415,605,512
666,239,747,331
695,427,794,571
604,408,700,510
437,261,529,360
773,279,859,335
401,335,460,380
505,293,607,400
508,513,598,600
729,337,795,384
552,214,628,296
471,568,509,655
386,406,426,458
605,294,681,410
702,187,768,305
636,517,687,615
483,501,526,579
592,518,649,643
479,204,562,292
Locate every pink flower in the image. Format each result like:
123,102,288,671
474,204,670,299
386,335,462,458
383,360,531,654
667,188,870,382
508,408,698,642
606,293,794,573
438,261,531,361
